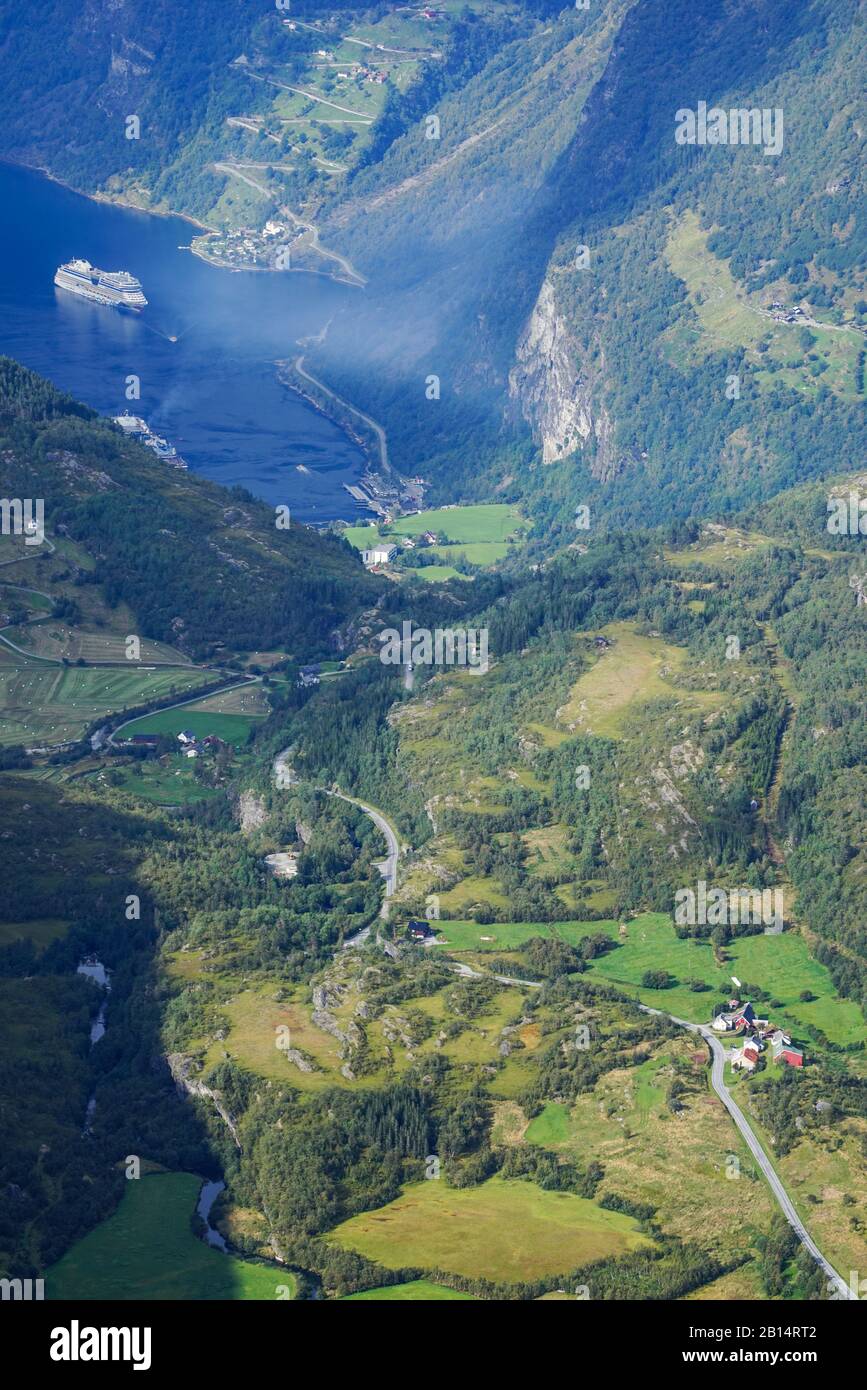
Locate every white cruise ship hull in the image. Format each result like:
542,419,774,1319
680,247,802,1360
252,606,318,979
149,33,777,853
54,266,147,312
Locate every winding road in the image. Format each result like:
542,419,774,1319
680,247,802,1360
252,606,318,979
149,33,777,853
640,1005,854,1299
272,750,400,932
288,355,388,469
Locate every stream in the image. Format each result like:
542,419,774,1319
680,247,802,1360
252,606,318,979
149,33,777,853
196,1180,228,1252
77,957,110,1134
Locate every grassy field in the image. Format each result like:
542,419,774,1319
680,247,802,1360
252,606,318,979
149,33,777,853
773,1122,867,1281
199,980,349,1090
432,919,622,952
342,524,382,550
525,1102,573,1147
531,1037,775,1264
411,564,471,583
438,874,510,914
191,970,533,1091
387,504,526,544
97,758,222,806
685,1267,768,1300
328,1177,652,1282
582,914,866,1046
341,1280,476,1301
0,650,210,745
0,583,51,612
3,623,190,665
184,683,269,716
0,916,68,948
47,1173,296,1300
665,526,776,569
428,542,510,565
119,708,261,748
553,622,722,739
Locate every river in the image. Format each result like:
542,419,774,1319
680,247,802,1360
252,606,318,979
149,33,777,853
77,957,110,1136
0,161,366,522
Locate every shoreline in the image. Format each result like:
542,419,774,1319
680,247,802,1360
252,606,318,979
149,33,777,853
276,354,390,477
280,371,372,460
0,155,216,235
2,155,380,516
2,154,357,287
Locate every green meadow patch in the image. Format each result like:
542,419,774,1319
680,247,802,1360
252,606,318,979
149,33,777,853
0,916,68,949
525,1102,572,1147
47,1173,295,1301
328,1176,652,1283
101,759,222,807
411,564,471,583
119,709,261,748
583,916,866,1046
341,1280,475,1301
428,542,510,566
554,622,722,740
386,504,526,545
433,919,621,952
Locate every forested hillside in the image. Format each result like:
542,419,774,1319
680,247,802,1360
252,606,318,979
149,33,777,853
0,358,379,662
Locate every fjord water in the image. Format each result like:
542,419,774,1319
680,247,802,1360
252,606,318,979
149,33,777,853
0,161,366,521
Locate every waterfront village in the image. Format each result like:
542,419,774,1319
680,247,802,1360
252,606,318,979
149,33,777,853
191,218,303,272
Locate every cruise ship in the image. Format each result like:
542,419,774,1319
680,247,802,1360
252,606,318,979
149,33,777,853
113,413,187,468
55,259,148,311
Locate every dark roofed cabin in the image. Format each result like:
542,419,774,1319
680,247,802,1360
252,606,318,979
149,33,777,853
406,919,435,941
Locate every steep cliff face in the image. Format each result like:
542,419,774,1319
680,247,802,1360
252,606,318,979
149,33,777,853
508,279,617,478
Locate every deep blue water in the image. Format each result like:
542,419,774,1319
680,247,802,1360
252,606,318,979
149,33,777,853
0,161,366,522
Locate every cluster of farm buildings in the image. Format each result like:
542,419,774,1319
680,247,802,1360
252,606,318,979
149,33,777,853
124,729,227,759
362,530,440,569
713,999,805,1070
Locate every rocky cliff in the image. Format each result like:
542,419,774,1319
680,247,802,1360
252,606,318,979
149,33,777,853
509,279,617,479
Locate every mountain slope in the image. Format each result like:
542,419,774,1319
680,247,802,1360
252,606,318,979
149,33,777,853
0,358,380,663
1,2,862,523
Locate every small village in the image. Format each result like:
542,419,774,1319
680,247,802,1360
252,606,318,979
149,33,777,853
191,219,303,272
712,998,805,1072
763,300,809,326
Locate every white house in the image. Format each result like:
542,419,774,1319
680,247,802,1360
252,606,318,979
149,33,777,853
732,1044,760,1072
362,544,397,568
712,1013,734,1031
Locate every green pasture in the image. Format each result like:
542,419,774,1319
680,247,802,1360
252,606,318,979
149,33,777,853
47,1172,296,1301
328,1176,652,1283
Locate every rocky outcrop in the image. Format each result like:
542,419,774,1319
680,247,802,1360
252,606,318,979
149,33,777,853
167,1053,241,1148
238,791,267,833
282,1048,315,1074
509,279,618,478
